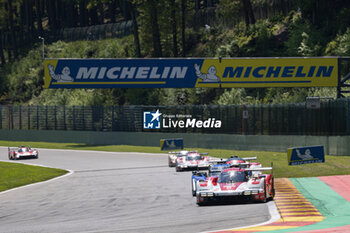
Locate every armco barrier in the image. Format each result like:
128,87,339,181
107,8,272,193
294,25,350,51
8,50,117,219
0,129,349,156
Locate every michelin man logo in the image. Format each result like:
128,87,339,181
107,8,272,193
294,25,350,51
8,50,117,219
165,140,176,148
48,64,74,82
194,64,220,82
296,149,314,160
143,109,162,129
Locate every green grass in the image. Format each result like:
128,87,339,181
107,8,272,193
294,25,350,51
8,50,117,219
0,162,68,192
1,140,350,179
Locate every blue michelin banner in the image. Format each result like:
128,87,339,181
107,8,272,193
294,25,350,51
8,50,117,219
160,138,184,151
44,58,203,88
287,145,325,165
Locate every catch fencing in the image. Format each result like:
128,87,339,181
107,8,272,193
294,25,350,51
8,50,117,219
52,21,133,41
1,98,349,136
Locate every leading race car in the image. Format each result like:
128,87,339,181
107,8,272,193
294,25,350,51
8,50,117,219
168,150,193,167
191,159,230,196
191,156,262,196
8,146,39,160
175,151,211,172
195,166,274,205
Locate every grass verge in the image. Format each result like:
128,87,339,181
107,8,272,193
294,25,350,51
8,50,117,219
1,140,350,178
0,162,68,192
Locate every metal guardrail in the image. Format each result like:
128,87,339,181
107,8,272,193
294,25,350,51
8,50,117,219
1,99,349,136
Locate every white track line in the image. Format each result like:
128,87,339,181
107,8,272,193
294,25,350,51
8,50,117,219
200,198,281,233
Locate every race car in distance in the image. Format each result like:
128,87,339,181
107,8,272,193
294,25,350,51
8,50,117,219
226,156,261,168
175,151,211,172
8,146,39,160
195,166,274,205
168,150,193,167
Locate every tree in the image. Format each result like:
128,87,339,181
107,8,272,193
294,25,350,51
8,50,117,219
35,0,43,33
241,0,255,26
147,0,162,57
7,0,17,59
181,0,186,57
127,0,141,57
170,0,178,57
79,0,87,26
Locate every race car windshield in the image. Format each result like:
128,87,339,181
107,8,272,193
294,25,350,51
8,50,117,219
187,155,201,161
218,171,247,183
210,171,221,177
227,157,243,162
210,166,226,173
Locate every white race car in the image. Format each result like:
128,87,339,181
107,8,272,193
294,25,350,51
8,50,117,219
8,146,39,160
195,166,274,205
168,150,193,167
175,151,211,172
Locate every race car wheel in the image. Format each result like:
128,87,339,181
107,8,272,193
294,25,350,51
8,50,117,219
196,197,207,206
191,179,196,197
8,154,12,160
261,181,267,203
269,178,275,201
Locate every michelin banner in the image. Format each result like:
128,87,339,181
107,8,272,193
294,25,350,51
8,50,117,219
44,57,338,88
287,145,325,165
160,138,184,151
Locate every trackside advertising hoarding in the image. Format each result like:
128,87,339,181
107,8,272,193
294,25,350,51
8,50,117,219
44,57,338,88
160,138,184,151
287,145,325,165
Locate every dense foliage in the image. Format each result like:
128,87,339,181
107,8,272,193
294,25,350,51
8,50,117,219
0,0,349,105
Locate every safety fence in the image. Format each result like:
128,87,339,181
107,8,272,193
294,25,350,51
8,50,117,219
0,21,133,56
52,21,133,41
1,98,349,136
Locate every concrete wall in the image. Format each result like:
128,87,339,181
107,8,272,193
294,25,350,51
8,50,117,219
0,129,349,156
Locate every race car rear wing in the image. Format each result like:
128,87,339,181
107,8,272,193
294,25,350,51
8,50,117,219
168,150,197,154
230,156,257,160
208,158,227,164
244,167,272,171
242,157,257,161
245,165,273,177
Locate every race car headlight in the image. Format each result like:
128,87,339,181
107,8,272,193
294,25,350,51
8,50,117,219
244,191,251,195
200,192,213,197
252,190,259,194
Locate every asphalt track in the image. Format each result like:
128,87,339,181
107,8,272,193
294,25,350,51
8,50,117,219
0,148,273,233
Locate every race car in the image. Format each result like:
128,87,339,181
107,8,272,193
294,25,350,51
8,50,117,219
191,156,263,196
8,146,39,160
195,166,274,205
175,151,211,172
168,150,193,167
191,159,230,196
226,156,261,168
